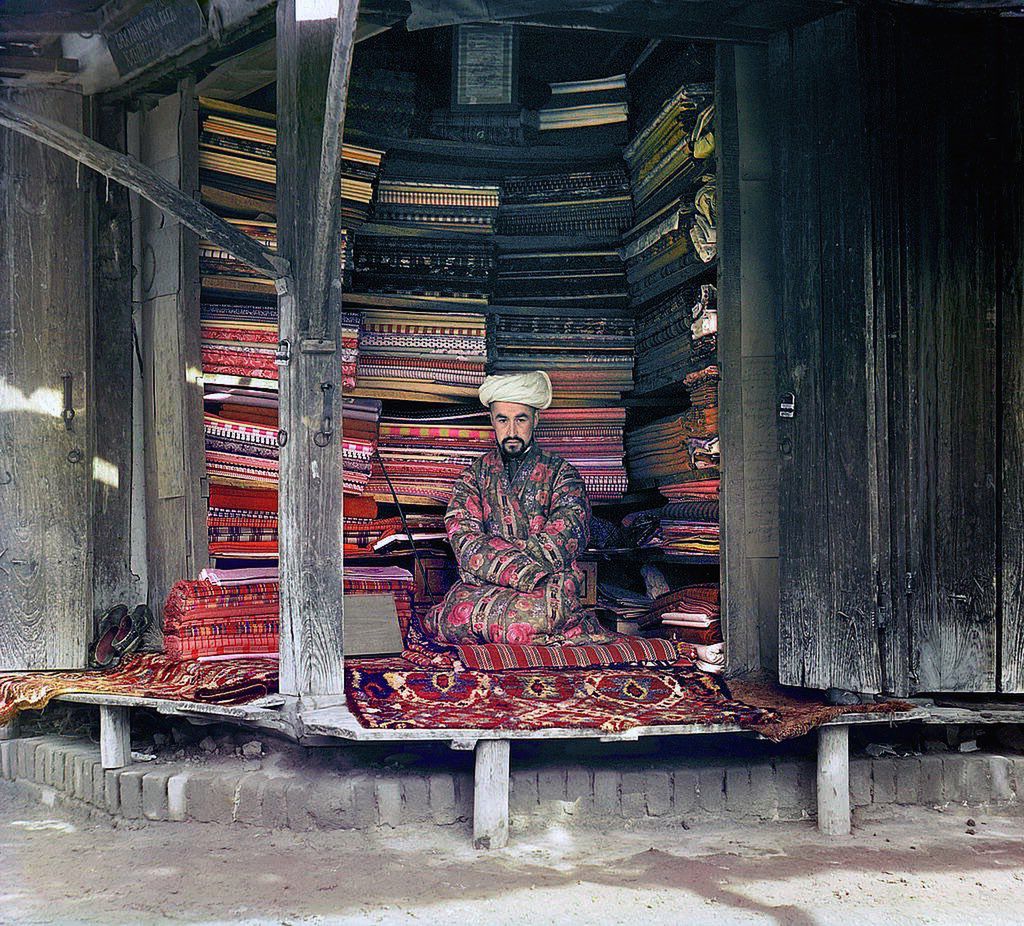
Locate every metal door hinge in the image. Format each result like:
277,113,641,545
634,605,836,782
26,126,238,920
778,392,795,419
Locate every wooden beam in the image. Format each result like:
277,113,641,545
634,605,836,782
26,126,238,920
309,0,359,342
0,97,288,281
0,11,102,37
0,55,79,75
276,0,346,704
473,739,510,850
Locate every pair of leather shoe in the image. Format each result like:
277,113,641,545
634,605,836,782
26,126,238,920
89,604,152,670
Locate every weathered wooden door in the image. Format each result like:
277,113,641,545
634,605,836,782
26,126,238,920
770,11,893,694
775,9,1024,696
0,88,91,670
880,15,1001,693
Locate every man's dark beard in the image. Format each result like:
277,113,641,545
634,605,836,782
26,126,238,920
500,437,528,458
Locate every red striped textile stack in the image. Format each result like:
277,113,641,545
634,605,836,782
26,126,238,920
351,308,487,404
367,408,493,506
534,407,627,501
163,566,415,660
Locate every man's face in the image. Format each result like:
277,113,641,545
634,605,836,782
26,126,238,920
489,401,538,458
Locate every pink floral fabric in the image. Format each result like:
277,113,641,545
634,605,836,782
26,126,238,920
423,446,615,646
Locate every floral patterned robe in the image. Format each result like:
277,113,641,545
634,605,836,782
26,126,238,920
423,445,615,646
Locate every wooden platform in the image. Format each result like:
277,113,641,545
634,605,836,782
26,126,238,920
32,691,931,848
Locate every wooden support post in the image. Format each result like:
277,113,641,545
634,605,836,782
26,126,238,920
0,715,19,741
90,99,139,616
275,0,353,704
473,739,510,850
816,724,851,836
99,705,131,769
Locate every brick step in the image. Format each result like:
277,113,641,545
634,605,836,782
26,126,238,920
2,735,1022,829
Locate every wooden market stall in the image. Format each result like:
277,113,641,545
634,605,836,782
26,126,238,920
1,0,1023,846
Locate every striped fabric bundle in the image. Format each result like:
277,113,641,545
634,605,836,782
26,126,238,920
497,167,632,238
163,566,415,660
534,407,627,501
625,410,719,487
368,409,493,506
374,180,500,232
198,96,383,226
352,308,487,403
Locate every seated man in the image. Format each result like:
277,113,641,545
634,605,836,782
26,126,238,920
422,370,614,646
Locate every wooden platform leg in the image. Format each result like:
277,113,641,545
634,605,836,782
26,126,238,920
99,705,131,769
0,715,19,740
473,739,510,850
817,724,851,836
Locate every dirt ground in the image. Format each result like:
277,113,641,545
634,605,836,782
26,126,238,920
1,785,1022,926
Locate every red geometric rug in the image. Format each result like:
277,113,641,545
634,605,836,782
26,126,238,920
0,654,278,725
344,658,778,736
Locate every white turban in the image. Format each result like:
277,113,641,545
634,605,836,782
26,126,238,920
478,370,552,410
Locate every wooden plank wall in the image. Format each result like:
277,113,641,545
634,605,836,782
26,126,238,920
1001,24,1024,692
90,99,141,615
0,87,91,669
718,44,779,676
771,10,885,693
137,82,208,638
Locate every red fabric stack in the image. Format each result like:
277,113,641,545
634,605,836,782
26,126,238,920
163,567,415,660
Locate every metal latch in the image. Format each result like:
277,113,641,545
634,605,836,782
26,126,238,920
779,392,796,419
61,372,75,430
905,572,916,596
275,338,291,366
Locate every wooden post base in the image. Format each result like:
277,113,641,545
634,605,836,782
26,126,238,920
473,739,510,850
816,724,851,835
100,705,131,769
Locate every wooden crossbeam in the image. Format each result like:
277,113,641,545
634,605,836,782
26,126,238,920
308,0,359,342
0,11,102,38
0,54,79,74
0,98,289,281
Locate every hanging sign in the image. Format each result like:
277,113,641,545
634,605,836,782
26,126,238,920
106,0,206,77
451,23,519,111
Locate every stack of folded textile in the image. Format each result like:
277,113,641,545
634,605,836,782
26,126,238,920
496,168,632,239
198,97,383,226
163,566,415,660
345,508,449,556
596,582,653,634
684,364,720,436
625,409,719,487
373,179,500,233
200,298,278,389
351,308,487,403
487,306,634,405
689,283,717,367
367,407,493,506
345,66,418,138
200,219,277,299
621,82,716,305
492,249,629,309
632,281,718,396
639,583,723,674
643,497,719,557
534,407,627,500
532,74,629,145
203,392,380,529
207,485,278,561
351,234,494,304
